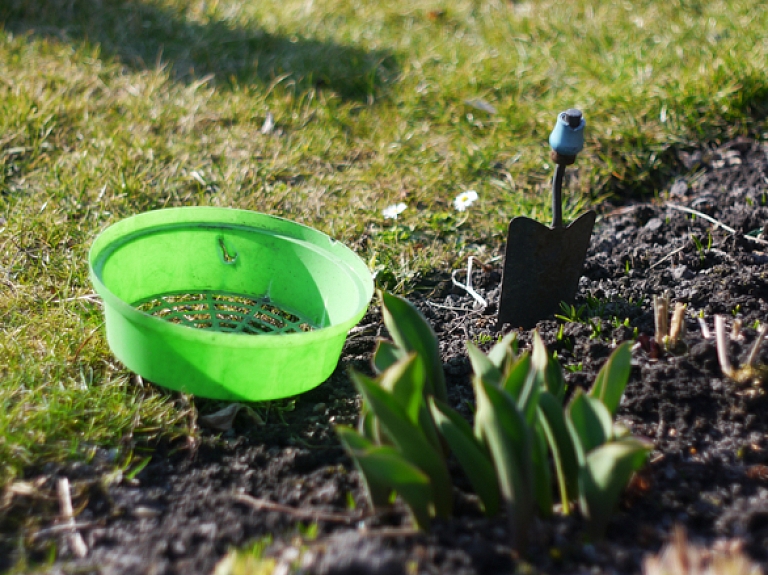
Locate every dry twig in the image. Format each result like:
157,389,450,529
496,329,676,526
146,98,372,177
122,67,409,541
654,293,670,344
450,256,488,309
644,525,761,575
649,245,687,270
698,317,711,339
653,293,686,353
57,477,88,558
666,203,768,247
233,493,366,525
714,316,768,387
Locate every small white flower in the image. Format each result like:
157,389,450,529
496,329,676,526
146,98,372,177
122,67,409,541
453,190,478,212
383,202,407,220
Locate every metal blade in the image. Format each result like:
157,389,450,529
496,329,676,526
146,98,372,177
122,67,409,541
498,210,596,329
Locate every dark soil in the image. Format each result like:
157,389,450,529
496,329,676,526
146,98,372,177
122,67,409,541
4,138,768,575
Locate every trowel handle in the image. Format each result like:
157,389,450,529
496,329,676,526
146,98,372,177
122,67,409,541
549,109,585,228
549,109,585,157
552,164,566,228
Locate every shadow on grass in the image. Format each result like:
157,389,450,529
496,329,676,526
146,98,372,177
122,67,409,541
1,0,399,101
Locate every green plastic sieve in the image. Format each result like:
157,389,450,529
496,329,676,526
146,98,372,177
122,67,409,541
89,207,374,401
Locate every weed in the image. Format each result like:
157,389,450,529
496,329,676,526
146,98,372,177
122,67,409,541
212,536,276,575
612,317,638,338
473,333,496,346
556,302,604,340
563,362,584,374
557,303,588,324
297,522,319,540
555,325,575,353
690,232,712,263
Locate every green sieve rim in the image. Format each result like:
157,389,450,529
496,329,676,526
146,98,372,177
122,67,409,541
89,207,374,350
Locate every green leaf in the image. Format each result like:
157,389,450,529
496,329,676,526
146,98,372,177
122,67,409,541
589,342,632,416
530,332,550,397
537,391,579,513
380,291,447,402
336,426,433,529
126,456,152,481
381,353,445,454
351,370,453,518
417,402,445,455
379,353,425,426
487,332,518,370
531,332,565,399
373,340,404,374
531,331,548,375
580,437,652,539
545,354,566,400
475,377,534,552
358,402,380,444
429,397,500,516
567,390,613,456
336,425,392,507
377,354,443,453
500,353,539,427
519,371,542,428
531,423,553,517
467,341,503,387
500,353,531,399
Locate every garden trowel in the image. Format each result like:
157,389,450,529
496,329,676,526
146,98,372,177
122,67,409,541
498,109,596,329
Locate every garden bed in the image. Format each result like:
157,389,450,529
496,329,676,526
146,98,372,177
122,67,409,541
6,138,768,574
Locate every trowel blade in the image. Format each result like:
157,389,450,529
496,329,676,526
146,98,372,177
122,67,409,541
498,210,596,329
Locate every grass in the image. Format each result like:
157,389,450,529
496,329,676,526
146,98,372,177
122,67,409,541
0,0,767,550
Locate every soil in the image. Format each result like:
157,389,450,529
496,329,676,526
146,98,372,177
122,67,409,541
3,138,768,575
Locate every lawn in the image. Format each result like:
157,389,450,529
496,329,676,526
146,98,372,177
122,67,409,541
1,0,767,568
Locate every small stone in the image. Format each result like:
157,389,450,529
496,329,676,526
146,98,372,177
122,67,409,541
672,266,695,280
670,179,688,197
313,403,326,413
133,506,161,518
282,547,300,563
643,218,663,232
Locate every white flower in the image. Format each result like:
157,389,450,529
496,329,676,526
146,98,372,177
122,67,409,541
382,202,407,219
453,189,478,212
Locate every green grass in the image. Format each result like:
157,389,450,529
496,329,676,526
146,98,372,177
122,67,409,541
0,0,767,517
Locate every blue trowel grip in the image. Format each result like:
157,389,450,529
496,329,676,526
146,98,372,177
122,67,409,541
549,110,585,156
